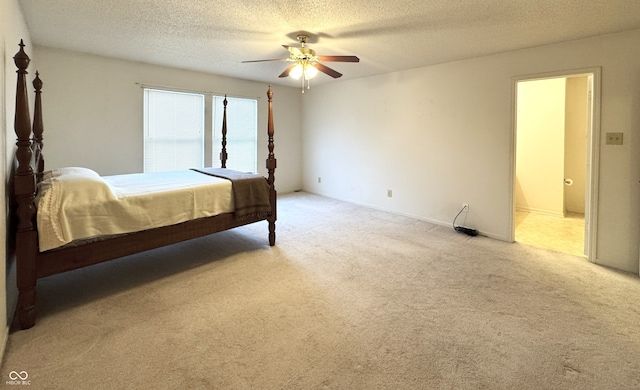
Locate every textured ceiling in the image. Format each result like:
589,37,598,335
18,0,640,87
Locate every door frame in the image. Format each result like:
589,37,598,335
509,67,601,262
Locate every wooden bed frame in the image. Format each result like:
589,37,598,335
11,41,277,330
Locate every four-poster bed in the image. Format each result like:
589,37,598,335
10,41,277,330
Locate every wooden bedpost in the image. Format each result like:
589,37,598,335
220,95,228,168
266,86,277,246
33,71,45,182
13,40,38,329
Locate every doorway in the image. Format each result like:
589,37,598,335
512,69,600,260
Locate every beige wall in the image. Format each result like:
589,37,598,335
516,78,567,216
564,76,589,214
302,29,640,274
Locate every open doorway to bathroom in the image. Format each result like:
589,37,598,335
513,70,599,259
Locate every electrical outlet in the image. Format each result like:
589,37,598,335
387,189,393,198
606,132,623,145
462,203,469,212
317,177,321,183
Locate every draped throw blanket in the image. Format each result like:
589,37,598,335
192,168,272,219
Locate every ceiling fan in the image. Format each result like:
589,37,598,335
242,34,360,92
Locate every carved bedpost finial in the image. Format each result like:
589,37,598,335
14,39,31,71
13,40,33,176
33,71,43,90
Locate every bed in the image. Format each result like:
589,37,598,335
10,40,277,330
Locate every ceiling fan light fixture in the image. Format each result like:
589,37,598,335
289,62,317,81
289,61,317,92
290,63,304,80
304,64,318,80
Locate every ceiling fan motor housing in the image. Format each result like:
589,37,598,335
296,47,316,60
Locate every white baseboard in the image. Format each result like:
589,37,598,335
305,190,509,241
516,206,565,218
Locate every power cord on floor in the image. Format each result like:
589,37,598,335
452,205,479,236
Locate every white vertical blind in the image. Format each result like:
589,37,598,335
212,96,258,173
144,89,205,172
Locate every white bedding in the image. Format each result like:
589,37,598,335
36,167,234,251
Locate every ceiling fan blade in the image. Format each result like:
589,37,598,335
241,58,287,63
315,63,343,78
278,64,297,78
317,55,360,63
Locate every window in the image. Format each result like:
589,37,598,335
144,89,205,172
143,88,258,173
212,95,258,173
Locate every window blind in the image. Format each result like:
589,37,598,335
143,89,205,172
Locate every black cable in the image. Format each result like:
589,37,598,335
452,205,479,236
452,205,466,229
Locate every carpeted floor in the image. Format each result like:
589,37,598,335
2,192,639,389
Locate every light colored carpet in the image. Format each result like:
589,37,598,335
2,192,640,389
